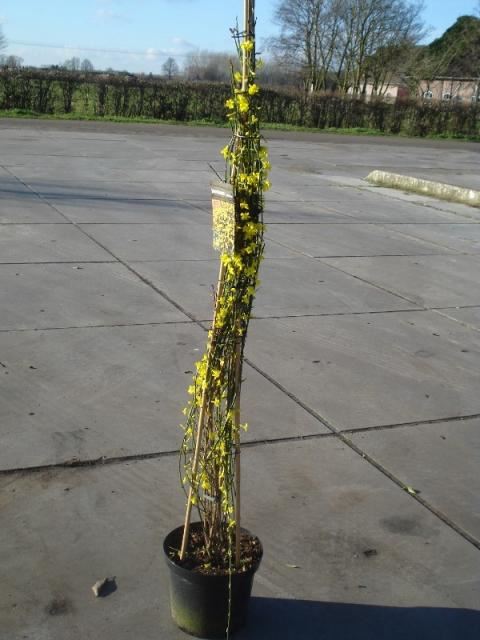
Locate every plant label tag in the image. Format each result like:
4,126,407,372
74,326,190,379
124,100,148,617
211,182,235,256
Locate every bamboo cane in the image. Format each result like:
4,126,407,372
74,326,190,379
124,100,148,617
232,0,255,573
180,260,226,560
234,335,242,570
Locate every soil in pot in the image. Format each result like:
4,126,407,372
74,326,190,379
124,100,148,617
163,523,263,638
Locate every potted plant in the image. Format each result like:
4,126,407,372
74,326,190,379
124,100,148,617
162,2,271,638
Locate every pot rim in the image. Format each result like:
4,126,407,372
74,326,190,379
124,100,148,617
163,522,263,581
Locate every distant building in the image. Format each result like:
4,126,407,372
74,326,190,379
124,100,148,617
348,76,480,104
352,76,479,103
419,77,479,103
355,75,410,101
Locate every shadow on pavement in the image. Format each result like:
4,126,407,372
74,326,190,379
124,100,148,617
236,597,480,640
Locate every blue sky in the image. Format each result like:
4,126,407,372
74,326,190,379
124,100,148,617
0,0,478,73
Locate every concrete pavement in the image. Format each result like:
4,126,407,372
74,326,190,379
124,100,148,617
1,119,479,639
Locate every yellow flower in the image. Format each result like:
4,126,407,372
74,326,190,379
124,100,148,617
248,83,259,96
234,71,242,83
237,94,249,113
220,145,230,159
225,98,235,109
241,40,254,52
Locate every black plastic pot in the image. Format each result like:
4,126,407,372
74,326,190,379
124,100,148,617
163,523,262,638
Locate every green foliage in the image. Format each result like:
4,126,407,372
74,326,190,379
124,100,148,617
426,16,480,76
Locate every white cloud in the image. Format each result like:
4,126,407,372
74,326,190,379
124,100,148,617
145,47,159,61
95,8,130,22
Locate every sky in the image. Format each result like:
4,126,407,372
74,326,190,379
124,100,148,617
0,0,479,74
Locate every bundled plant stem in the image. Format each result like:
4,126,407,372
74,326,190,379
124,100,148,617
178,5,270,574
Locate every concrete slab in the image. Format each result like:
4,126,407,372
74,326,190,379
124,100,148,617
385,223,480,254
53,197,210,225
350,419,480,540
1,439,479,640
0,324,325,470
323,189,475,224
0,193,67,224
0,174,68,223
28,178,180,201
0,224,112,263
80,223,299,261
131,258,418,321
321,255,480,308
404,196,480,222
2,121,480,639
0,263,185,330
12,159,132,182
267,223,455,258
245,311,480,429
79,222,216,261
265,202,354,224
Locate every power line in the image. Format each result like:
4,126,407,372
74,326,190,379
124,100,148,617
9,39,194,58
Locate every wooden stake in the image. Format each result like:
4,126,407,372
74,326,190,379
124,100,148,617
180,261,226,560
234,335,242,569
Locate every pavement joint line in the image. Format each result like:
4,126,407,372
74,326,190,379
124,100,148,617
0,432,339,478
431,308,480,335
338,432,480,551
374,221,477,254
0,260,118,265
63,222,210,226
312,253,457,258
340,412,480,435
0,222,72,225
251,308,432,320
266,234,461,261
4,161,480,552
266,221,479,226
0,320,198,333
316,258,422,306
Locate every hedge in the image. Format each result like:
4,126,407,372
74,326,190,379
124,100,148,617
0,68,478,137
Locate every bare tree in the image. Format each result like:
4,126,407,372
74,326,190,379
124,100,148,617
270,0,341,91
80,58,94,72
184,51,233,82
63,57,81,71
0,54,23,68
270,0,425,94
162,57,179,79
257,58,303,87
